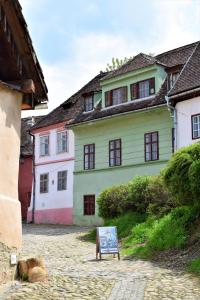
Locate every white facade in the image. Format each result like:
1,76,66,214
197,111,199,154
176,96,200,149
28,124,74,224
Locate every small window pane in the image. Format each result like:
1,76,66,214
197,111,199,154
84,144,95,170
40,135,49,156
40,173,49,193
145,134,151,143
85,96,93,112
57,171,67,190
139,80,150,98
192,114,200,139
84,195,95,215
152,133,158,142
109,139,121,167
145,132,159,162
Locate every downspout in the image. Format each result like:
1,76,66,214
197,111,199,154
29,130,36,223
165,95,177,152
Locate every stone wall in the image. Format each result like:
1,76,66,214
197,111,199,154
0,242,17,284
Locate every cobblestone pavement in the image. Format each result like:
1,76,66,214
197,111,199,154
1,225,200,300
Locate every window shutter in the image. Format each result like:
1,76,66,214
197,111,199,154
131,83,138,100
122,87,128,103
105,91,112,107
149,78,155,95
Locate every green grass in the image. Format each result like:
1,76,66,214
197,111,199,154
123,206,197,258
82,212,146,242
82,206,198,260
104,212,146,239
187,258,200,275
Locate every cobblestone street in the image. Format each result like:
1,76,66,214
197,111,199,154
1,225,200,300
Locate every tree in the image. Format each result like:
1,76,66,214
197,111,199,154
105,56,133,72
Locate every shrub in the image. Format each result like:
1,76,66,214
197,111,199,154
124,206,198,257
146,206,197,252
104,212,146,239
187,258,200,275
189,160,200,204
146,175,175,216
127,176,151,213
163,142,200,206
97,184,130,218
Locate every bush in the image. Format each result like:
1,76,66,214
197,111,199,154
97,184,130,218
127,176,151,213
146,176,175,216
124,206,198,257
189,160,200,204
187,257,200,275
104,212,146,239
163,142,200,206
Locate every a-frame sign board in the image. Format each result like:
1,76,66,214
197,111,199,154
96,226,120,260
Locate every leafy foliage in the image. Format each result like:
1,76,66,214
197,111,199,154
163,142,200,205
146,175,175,216
123,206,198,258
104,212,146,239
106,57,133,71
127,176,151,213
97,184,130,218
187,257,200,275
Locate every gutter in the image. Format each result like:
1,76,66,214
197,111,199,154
66,103,167,129
165,96,177,151
169,86,200,100
29,130,36,224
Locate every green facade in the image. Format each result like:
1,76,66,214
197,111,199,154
101,65,166,108
73,106,173,225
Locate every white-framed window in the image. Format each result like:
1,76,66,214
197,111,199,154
139,80,150,98
192,114,200,139
84,95,93,112
57,131,68,153
40,173,49,193
131,78,155,100
40,135,49,156
57,171,67,191
105,87,127,107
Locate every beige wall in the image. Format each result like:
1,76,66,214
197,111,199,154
0,86,22,249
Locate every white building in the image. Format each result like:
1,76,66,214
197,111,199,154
28,120,74,225
168,42,200,149
176,97,200,148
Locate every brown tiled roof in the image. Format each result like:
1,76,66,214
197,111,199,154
169,42,200,96
31,41,200,130
21,116,44,156
67,79,167,126
31,72,108,130
156,41,198,68
102,53,166,81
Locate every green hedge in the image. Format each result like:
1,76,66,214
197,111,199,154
163,142,200,206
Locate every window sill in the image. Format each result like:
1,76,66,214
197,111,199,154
83,109,94,114
56,151,68,155
102,95,155,110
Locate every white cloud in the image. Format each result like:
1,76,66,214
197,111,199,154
152,0,200,54
22,0,200,118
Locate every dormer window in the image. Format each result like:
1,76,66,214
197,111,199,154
131,78,155,100
84,95,93,112
105,86,127,107
169,72,179,89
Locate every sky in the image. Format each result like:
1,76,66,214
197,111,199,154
20,0,200,117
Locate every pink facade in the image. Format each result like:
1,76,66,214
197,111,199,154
28,122,74,225
27,208,73,225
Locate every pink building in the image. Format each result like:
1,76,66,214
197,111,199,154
28,110,75,225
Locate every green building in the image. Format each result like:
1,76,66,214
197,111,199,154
66,42,198,225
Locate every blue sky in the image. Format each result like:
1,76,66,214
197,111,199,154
20,0,200,115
